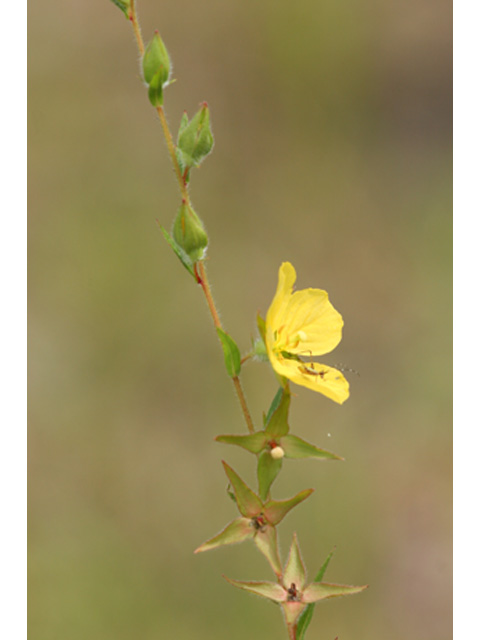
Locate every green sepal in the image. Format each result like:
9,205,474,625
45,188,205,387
283,533,307,589
256,313,266,344
109,0,131,18
157,224,195,278
257,449,283,502
253,525,283,577
263,489,313,526
215,432,267,454
281,434,343,461
222,461,263,518
147,70,164,107
223,577,286,602
265,387,290,437
194,517,254,553
177,103,214,169
216,329,241,378
297,548,335,640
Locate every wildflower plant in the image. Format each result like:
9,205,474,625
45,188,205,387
108,2,367,638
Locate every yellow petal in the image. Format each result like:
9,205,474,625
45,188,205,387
266,262,297,335
271,359,350,404
282,289,343,356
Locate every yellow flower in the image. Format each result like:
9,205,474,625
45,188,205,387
265,262,349,404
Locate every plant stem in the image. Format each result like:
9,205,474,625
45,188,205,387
196,262,255,434
128,1,144,55
288,624,297,640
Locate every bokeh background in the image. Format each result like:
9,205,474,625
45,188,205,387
28,1,452,638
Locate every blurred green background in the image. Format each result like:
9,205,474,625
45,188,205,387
28,1,452,638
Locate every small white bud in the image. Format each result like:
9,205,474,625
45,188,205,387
270,446,285,460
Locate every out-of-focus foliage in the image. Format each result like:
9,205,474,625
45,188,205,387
28,1,451,639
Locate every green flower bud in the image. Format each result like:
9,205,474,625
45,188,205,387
177,103,214,170
172,202,208,262
142,31,171,88
110,0,131,18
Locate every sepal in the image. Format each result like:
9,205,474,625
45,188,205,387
194,517,253,553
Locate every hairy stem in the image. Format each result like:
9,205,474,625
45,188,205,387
196,262,255,434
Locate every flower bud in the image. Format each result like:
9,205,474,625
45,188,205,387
176,103,214,170
270,446,285,460
142,31,171,106
172,202,208,262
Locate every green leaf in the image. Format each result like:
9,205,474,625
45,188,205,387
281,434,343,461
265,387,290,437
216,328,241,377
157,224,195,278
263,489,314,526
194,517,254,553
257,450,283,501
296,548,335,640
109,0,131,18
222,461,263,518
215,432,267,454
264,387,284,426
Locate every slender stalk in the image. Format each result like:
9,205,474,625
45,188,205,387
196,262,255,434
288,624,297,640
155,105,190,202
128,1,144,55
127,4,255,437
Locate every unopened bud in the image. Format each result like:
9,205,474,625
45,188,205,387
176,103,214,170
173,202,208,262
143,31,171,106
270,446,285,460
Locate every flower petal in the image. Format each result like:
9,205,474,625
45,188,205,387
282,289,344,356
266,262,297,334
271,361,350,404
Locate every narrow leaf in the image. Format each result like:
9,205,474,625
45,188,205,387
281,434,343,461
158,224,195,277
216,328,241,377
263,387,284,426
222,461,263,517
215,432,267,454
194,517,253,553
265,386,291,437
257,450,282,502
263,489,314,526
109,0,131,18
